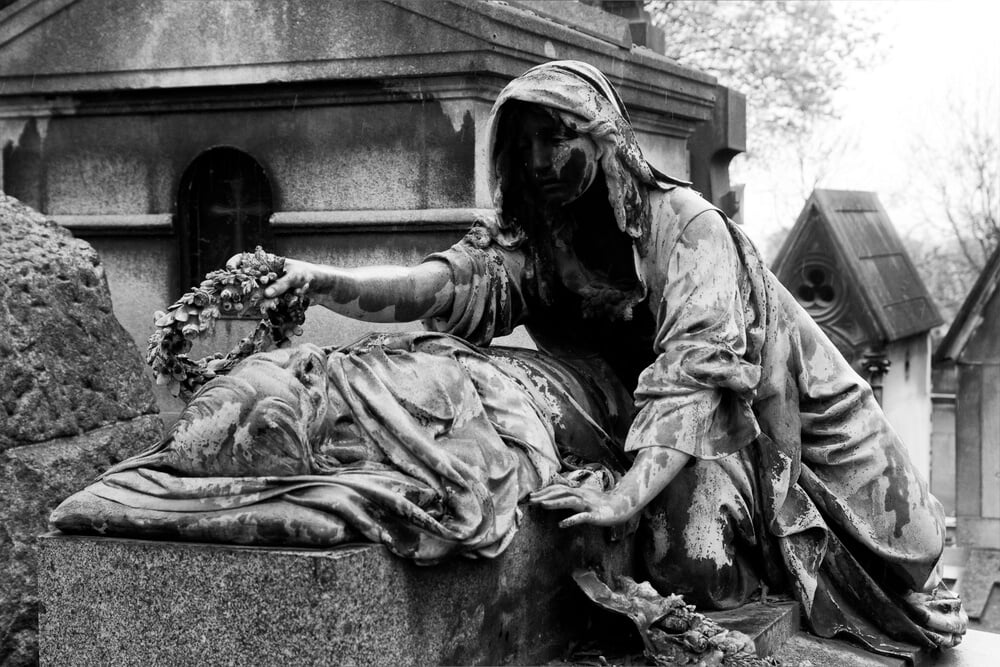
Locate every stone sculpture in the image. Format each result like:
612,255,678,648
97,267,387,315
52,61,967,658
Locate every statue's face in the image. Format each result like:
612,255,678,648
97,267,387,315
238,344,330,437
514,105,599,206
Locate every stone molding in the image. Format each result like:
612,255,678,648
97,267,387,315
52,209,493,235
270,208,492,232
50,213,173,234
0,0,717,129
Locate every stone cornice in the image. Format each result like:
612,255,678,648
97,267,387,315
0,0,717,126
53,209,489,236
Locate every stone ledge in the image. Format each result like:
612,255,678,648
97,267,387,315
38,507,632,666
41,506,960,666
774,633,908,667
705,600,800,658
269,208,493,233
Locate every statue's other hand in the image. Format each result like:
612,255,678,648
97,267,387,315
529,484,633,528
903,589,968,648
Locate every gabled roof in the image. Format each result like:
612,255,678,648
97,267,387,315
934,245,1000,363
773,189,942,343
0,0,716,123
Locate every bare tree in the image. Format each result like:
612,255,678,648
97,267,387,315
936,93,999,273
646,0,885,164
906,83,999,321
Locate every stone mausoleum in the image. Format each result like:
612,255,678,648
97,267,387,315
772,190,942,483
0,0,744,419
935,246,1000,633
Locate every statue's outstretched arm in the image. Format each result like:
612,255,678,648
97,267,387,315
237,256,455,323
529,445,691,527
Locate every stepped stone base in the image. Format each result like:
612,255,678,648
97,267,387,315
707,600,800,657
41,506,996,666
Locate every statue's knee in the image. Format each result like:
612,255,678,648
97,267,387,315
645,554,754,610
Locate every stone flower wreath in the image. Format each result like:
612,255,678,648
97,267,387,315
146,247,309,401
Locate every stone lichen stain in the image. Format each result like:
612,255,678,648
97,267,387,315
882,445,911,539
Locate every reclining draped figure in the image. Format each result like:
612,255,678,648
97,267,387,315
52,61,966,655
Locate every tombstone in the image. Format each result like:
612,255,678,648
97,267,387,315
934,245,1000,633
772,189,943,480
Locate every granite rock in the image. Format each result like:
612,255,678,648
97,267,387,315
0,195,157,450
0,195,161,665
1,415,163,665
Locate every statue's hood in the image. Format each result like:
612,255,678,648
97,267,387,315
485,60,689,245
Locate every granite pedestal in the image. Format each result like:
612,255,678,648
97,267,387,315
37,507,631,666
42,502,986,666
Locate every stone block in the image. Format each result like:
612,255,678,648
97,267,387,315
38,507,633,666
955,548,1000,632
706,600,800,658
41,511,973,666
1,414,163,666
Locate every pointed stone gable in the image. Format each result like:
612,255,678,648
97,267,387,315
772,189,942,361
935,245,1000,365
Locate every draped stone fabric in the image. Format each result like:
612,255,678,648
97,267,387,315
51,333,629,564
425,61,949,654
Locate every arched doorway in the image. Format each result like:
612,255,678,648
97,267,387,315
176,147,274,295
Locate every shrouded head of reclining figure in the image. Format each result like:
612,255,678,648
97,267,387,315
105,344,333,477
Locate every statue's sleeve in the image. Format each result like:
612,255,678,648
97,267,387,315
625,211,762,459
421,228,529,346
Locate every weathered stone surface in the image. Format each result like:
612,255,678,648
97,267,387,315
0,195,157,449
1,415,163,666
39,507,632,666
774,633,908,666
42,512,981,666
0,195,161,665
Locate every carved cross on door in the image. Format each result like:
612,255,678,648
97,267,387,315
178,147,274,295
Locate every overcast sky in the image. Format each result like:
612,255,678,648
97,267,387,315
739,0,1000,257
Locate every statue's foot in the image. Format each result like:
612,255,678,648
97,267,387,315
903,587,968,648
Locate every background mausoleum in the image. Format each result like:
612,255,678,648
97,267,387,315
0,0,744,417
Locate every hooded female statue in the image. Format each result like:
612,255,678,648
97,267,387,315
53,61,965,655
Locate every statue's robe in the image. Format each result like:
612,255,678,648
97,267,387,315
51,333,629,564
424,184,947,654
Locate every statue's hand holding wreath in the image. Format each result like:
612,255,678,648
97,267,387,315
147,247,310,400
226,254,321,301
